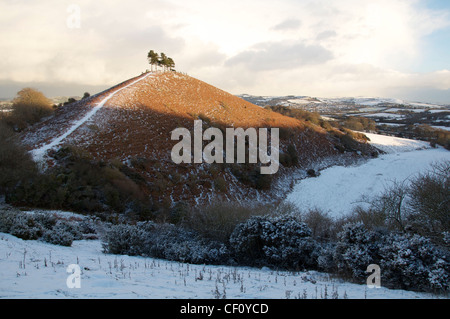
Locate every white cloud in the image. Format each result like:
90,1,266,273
0,0,449,102
225,41,333,71
272,19,302,31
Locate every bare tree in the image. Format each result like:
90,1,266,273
408,161,450,233
8,88,53,131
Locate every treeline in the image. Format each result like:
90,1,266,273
267,105,377,133
267,105,377,156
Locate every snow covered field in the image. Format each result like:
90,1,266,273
0,233,437,299
286,133,450,217
1,133,448,300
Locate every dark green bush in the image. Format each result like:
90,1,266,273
0,209,89,246
102,222,229,264
0,121,37,193
42,221,75,246
9,214,43,240
229,214,318,270
7,144,149,214
331,223,449,292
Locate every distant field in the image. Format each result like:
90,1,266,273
285,133,450,217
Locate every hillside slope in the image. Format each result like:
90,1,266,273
20,71,374,209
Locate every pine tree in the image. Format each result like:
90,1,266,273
147,50,159,72
147,50,175,72
159,52,168,71
167,57,175,71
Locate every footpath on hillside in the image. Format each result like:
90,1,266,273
31,72,154,163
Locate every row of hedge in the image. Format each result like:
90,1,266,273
101,214,449,293
0,208,97,246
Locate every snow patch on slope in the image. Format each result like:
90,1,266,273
364,132,431,153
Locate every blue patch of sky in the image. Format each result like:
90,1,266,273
413,0,450,73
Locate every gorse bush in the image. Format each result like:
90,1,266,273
0,208,95,246
331,223,450,292
41,220,83,246
229,214,318,270
102,222,229,264
332,223,385,279
99,191,450,293
9,213,44,240
380,233,449,291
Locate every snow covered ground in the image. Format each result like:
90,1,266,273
0,233,438,299
285,133,450,217
1,133,448,300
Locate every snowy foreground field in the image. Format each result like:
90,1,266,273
0,233,439,299
1,133,448,300
286,133,450,217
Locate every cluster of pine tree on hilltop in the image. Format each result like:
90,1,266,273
147,50,175,72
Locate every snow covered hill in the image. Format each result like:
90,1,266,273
285,133,450,217
0,232,437,299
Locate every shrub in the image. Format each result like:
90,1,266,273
33,213,58,230
333,223,384,280
332,222,450,292
302,209,335,241
102,222,229,264
101,223,149,256
229,214,318,270
379,233,449,291
142,223,229,264
353,161,450,243
279,144,299,167
254,170,272,190
183,201,270,244
9,213,43,240
343,117,376,132
7,88,53,131
42,221,75,246
0,208,94,247
408,161,450,235
347,206,387,231
0,121,37,193
7,144,149,214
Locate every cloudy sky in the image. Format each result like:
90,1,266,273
1,0,449,103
